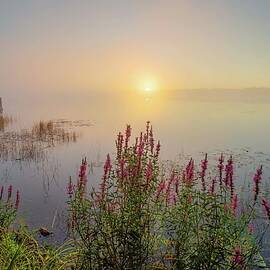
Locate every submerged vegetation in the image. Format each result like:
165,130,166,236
1,122,270,269
0,115,13,132
0,119,79,162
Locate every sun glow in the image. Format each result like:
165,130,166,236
136,77,158,93
144,85,154,92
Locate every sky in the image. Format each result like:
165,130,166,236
1,0,270,94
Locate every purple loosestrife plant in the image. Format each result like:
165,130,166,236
253,165,263,202
218,153,224,188
199,153,208,192
156,154,263,269
67,123,267,270
67,123,161,269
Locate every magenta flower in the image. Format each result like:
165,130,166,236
149,125,154,154
146,121,150,141
138,132,143,151
134,137,138,154
262,198,270,219
218,153,224,187
137,140,145,158
155,140,161,158
67,177,74,197
183,158,195,186
225,156,234,198
103,154,111,180
225,156,233,186
119,158,126,181
209,177,216,194
156,181,166,200
166,172,176,195
99,154,112,200
200,153,208,192
124,125,131,150
116,132,124,158
78,158,87,190
145,160,153,184
253,165,263,201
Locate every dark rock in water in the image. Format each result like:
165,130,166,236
38,227,53,237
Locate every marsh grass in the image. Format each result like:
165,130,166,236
0,185,76,270
0,228,77,270
0,115,13,132
0,120,79,162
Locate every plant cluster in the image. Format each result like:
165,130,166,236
67,123,270,270
1,122,270,269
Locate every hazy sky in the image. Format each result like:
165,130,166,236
1,0,270,94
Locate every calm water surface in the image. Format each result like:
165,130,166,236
1,89,270,242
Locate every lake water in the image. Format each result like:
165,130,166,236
1,88,270,243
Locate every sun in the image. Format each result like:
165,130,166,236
134,75,159,94
144,86,153,92
142,81,156,93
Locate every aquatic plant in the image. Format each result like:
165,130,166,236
67,123,161,269
67,123,269,269
0,119,79,162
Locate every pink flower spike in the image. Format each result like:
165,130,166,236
225,156,234,198
116,132,124,158
155,140,161,158
119,158,125,181
200,153,208,192
145,161,153,184
78,158,87,190
209,177,216,194
103,154,111,180
225,156,233,187
253,165,263,201
146,121,150,141
218,153,224,187
156,181,166,200
183,158,195,186
262,198,270,219
124,125,131,150
67,177,74,197
149,125,154,154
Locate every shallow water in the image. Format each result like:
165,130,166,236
1,89,270,242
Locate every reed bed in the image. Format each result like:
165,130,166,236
0,120,79,162
0,115,13,132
